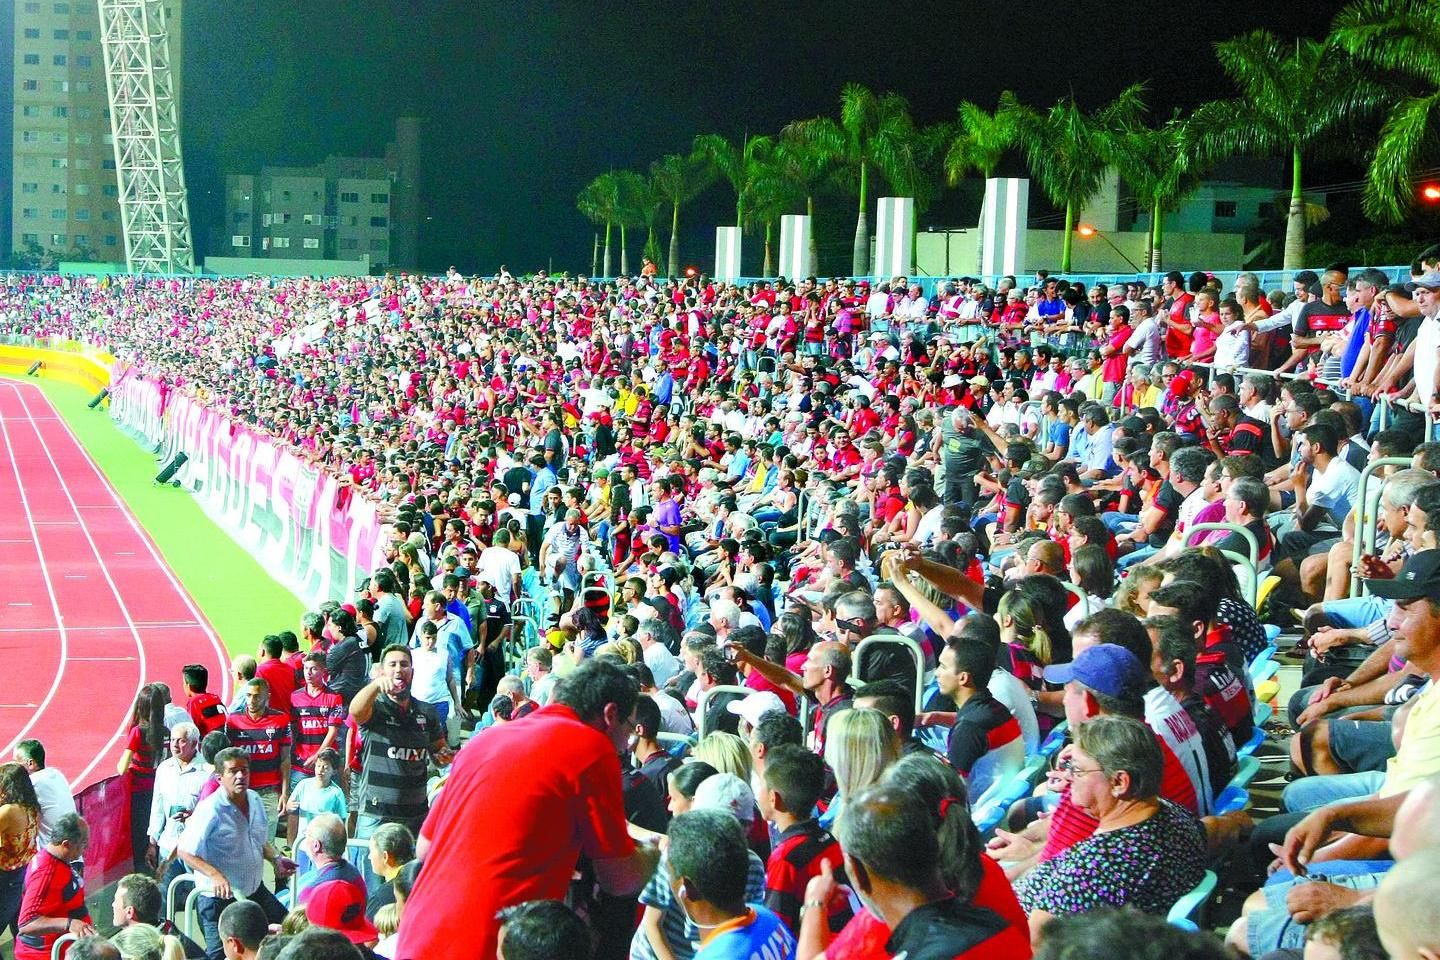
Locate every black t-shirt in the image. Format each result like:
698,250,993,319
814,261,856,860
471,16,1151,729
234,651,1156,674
325,636,368,705
482,596,511,650
1395,315,1425,352
885,898,1015,960
1002,477,1030,519
1295,299,1350,337
1147,481,1184,546
637,749,683,801
501,466,532,504
1226,415,1267,457
946,691,1020,776
622,764,671,835
358,694,442,825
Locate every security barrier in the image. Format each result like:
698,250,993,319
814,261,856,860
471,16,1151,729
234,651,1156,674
0,341,114,393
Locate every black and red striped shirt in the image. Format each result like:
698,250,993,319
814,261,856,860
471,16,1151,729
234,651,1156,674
946,691,1022,777
225,708,292,790
764,820,851,934
290,687,345,776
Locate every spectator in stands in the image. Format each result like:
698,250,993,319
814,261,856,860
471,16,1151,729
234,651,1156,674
822,708,899,829
1143,616,1239,803
177,748,293,960
363,823,414,921
147,723,206,884
731,640,853,755
1016,716,1207,937
1374,848,1440,960
295,814,364,905
69,939,121,960
349,645,449,839
918,634,1024,795
324,611,368,708
289,653,346,799
255,636,298,719
224,678,292,842
15,813,92,960
397,658,659,960
12,740,73,848
111,873,204,959
118,684,167,873
757,745,844,933
304,880,377,952
215,900,267,960
497,900,591,960
274,926,363,959
1305,905,1388,960
182,665,227,739
1030,909,1231,960
1146,580,1255,747
630,695,683,801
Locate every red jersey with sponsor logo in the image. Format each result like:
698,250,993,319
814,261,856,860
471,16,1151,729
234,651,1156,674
225,708,292,790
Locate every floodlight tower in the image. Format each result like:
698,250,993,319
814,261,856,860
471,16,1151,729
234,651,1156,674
96,0,195,274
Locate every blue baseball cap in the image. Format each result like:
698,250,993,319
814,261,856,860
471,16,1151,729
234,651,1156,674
1044,644,1147,698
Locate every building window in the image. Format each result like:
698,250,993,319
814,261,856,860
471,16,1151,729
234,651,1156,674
105,235,117,246
74,183,90,195
59,81,71,92
53,55,67,66
76,30,92,40
339,238,359,250
54,158,71,169
50,183,64,193
280,213,293,224
21,132,40,143
50,234,66,246
303,238,321,249
22,183,38,194
52,209,67,220
77,107,94,119
23,55,40,66
339,192,359,203
371,193,389,204
22,79,38,91
281,190,291,201
74,209,90,221
74,133,92,145
54,2,71,11
53,106,68,118
75,55,92,68
1257,202,1275,220
22,234,40,244
75,81,92,93
22,106,41,118
24,28,41,39
100,210,115,220
303,214,318,225
1214,200,1238,219
102,159,115,169
53,29,69,39
232,236,250,248
52,133,66,144
261,214,272,226
273,236,291,248
21,209,38,220
74,235,89,248
370,216,388,228
24,2,41,11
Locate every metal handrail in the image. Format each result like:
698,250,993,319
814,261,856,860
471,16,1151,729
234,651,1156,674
1184,522,1259,606
51,934,76,960
694,684,756,740
1350,457,1415,598
852,634,928,713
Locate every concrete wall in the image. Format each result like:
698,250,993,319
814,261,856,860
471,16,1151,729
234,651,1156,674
203,255,371,277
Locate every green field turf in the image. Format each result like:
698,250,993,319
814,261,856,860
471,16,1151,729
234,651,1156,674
2,375,305,657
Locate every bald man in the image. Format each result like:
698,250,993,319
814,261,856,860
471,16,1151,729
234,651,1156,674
1374,847,1440,960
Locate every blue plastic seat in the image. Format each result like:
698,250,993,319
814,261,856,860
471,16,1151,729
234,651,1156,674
1250,658,1280,685
1213,755,1262,814
1037,721,1069,761
1168,870,1218,931
1264,623,1282,644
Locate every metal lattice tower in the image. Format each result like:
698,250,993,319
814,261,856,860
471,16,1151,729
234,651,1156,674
96,0,195,274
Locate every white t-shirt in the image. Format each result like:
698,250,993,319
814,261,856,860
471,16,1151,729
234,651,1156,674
411,646,452,707
1414,315,1440,407
644,642,682,688
988,671,1040,754
1125,318,1162,364
1308,456,1362,525
29,767,76,847
1213,326,1250,368
475,546,522,606
1145,686,1213,814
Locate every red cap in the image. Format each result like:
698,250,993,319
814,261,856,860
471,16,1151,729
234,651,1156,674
306,881,377,944
1167,369,1196,400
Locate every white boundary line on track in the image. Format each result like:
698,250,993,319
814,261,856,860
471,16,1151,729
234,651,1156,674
12,383,233,781
0,388,71,763
5,382,148,790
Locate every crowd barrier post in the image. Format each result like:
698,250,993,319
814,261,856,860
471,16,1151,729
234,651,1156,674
1184,522,1259,606
1350,457,1415,598
694,684,755,740
852,635,928,714
51,934,76,960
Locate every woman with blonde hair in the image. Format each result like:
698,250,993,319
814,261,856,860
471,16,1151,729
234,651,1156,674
692,732,751,782
821,707,899,828
110,922,184,960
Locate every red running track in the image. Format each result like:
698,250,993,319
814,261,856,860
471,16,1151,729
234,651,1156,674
0,380,229,792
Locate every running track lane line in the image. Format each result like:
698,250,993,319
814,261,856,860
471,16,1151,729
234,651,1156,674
5,382,231,789
15,383,232,704
0,389,71,762
0,382,143,791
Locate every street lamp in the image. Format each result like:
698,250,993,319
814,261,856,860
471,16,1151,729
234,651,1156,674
1421,184,1440,204
1076,223,1143,274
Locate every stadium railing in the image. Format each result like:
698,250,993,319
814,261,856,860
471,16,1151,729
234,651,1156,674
852,634,928,714
1351,457,1417,599
1183,522,1260,607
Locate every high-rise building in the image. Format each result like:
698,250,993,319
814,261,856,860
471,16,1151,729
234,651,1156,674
222,117,422,272
8,0,184,262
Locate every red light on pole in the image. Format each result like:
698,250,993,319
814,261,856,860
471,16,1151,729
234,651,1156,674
1077,224,1097,237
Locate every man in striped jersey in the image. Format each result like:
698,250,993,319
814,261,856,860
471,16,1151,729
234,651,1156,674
225,678,292,841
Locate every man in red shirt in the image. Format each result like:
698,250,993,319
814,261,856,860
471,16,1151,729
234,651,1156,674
255,635,298,717
396,659,660,960
225,678,293,841
15,814,92,960
1162,271,1196,358
183,663,227,738
289,653,345,791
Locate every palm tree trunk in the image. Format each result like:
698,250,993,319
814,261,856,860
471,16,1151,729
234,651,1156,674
1150,200,1163,272
620,225,629,276
763,221,774,278
591,232,599,277
852,162,870,277
1060,201,1076,273
668,203,681,278
603,222,613,277
1283,145,1306,271
807,195,819,276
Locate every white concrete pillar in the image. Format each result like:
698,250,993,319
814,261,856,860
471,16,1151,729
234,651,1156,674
980,178,1029,279
714,226,742,282
778,215,811,278
874,197,915,278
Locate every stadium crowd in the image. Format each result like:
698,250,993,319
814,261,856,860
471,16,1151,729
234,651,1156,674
3,249,1440,960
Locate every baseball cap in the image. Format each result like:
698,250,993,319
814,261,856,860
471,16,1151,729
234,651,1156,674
726,691,787,729
942,374,963,388
1405,272,1440,293
306,880,378,945
968,375,990,389
1366,549,1440,601
692,772,756,823
1167,369,1196,400
1043,644,1147,698
593,466,610,478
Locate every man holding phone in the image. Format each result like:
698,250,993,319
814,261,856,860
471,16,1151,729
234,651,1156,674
147,723,208,886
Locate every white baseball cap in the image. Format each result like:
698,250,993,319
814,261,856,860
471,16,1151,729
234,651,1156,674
726,691,788,730
691,772,756,823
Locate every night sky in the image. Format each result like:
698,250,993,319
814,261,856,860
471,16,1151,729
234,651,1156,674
176,0,1352,273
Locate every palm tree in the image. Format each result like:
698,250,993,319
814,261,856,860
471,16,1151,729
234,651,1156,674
612,170,653,277
1329,1,1440,224
744,156,806,277
896,122,954,274
695,132,775,230
770,129,848,274
1003,85,1148,272
944,100,1015,273
1104,114,1207,270
648,151,716,277
786,84,919,276
576,172,622,276
1189,31,1386,269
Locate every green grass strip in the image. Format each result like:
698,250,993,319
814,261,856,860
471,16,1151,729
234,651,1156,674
2,375,304,658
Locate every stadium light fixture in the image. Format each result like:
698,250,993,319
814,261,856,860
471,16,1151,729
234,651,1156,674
1075,223,1142,273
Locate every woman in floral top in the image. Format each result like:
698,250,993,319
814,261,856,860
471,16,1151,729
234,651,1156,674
1016,715,1206,942
0,763,41,945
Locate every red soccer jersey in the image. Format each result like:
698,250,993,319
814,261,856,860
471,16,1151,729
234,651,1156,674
15,849,89,960
256,658,298,716
290,687,345,776
187,692,227,737
396,705,634,960
225,709,292,791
